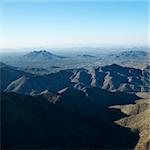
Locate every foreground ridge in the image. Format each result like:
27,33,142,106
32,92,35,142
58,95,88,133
110,95,150,150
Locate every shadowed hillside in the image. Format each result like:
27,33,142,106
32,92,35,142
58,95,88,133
1,88,139,149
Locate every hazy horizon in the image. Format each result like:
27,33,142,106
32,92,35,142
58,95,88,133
0,45,149,54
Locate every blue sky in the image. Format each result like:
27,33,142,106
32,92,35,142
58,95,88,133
0,0,148,48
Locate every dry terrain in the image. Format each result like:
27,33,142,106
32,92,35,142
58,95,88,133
110,93,150,150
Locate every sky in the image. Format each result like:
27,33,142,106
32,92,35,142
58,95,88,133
0,0,149,49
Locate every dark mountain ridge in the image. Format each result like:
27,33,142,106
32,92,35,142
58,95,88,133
0,65,32,91
1,63,149,94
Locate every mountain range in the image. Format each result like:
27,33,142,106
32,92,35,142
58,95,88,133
110,50,149,59
77,54,96,58
1,63,149,94
0,49,149,74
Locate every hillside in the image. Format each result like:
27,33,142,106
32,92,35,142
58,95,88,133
110,98,150,150
1,88,139,149
0,64,32,91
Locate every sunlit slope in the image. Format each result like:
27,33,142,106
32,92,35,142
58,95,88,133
110,98,150,150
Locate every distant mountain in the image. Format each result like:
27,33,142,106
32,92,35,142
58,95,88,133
1,63,149,94
110,50,149,59
77,54,96,58
21,67,49,74
23,50,67,61
1,49,149,71
106,50,149,69
1,88,139,149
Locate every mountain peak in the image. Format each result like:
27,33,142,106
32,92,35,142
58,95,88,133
24,50,66,60
29,50,53,56
77,54,96,58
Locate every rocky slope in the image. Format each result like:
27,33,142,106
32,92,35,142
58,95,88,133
110,96,150,150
